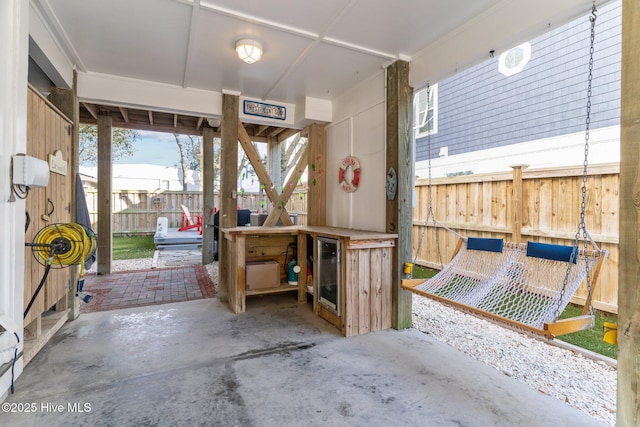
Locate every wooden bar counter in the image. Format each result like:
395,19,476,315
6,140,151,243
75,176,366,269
222,225,397,337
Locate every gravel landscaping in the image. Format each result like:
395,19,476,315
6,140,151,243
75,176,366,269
413,295,617,426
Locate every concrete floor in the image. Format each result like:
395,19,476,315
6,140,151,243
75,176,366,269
2,294,604,427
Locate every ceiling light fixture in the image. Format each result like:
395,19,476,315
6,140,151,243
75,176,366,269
236,39,263,64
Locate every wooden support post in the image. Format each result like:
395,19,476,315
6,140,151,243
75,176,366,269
219,94,239,302
618,1,640,424
96,113,112,275
68,71,81,319
307,123,326,226
510,164,527,244
47,70,81,319
386,60,413,330
202,127,215,265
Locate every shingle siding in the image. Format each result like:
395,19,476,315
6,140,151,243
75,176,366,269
415,0,621,162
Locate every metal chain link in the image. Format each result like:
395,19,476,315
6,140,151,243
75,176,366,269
414,83,444,267
556,3,597,320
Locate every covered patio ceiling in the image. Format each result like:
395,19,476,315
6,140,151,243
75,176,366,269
78,102,293,141
32,0,605,130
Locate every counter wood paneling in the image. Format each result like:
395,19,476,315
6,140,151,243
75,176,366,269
222,225,397,336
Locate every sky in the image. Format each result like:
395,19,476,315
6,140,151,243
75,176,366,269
115,130,181,166
82,128,299,192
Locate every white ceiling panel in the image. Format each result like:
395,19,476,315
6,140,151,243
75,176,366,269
327,0,501,56
37,0,604,117
49,0,192,85
200,0,350,35
186,7,316,97
267,42,385,101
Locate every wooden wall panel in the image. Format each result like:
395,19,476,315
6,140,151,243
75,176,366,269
25,87,72,325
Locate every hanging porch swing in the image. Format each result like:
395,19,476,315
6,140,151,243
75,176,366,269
402,4,608,339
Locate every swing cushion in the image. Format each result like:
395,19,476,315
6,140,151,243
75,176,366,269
526,241,577,264
466,237,504,253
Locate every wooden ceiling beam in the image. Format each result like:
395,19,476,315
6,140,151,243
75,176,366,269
88,120,214,137
119,107,129,123
78,103,236,138
277,127,300,143
83,102,98,120
255,125,269,136
267,127,285,138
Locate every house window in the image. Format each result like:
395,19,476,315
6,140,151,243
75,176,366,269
498,42,531,77
414,83,438,138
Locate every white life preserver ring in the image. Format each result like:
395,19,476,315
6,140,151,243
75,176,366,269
339,156,361,193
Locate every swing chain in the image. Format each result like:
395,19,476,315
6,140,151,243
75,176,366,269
556,3,597,320
582,2,598,316
414,83,444,267
426,83,443,267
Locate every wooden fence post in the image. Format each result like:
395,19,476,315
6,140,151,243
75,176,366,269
510,164,527,243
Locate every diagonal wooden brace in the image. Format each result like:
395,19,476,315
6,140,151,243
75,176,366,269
237,123,293,225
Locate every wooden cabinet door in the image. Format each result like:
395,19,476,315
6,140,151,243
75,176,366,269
24,86,73,324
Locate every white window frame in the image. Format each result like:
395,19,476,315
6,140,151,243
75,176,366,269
414,83,438,138
498,42,531,77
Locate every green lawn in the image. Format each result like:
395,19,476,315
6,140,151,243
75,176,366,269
411,265,618,359
557,304,618,359
112,235,156,260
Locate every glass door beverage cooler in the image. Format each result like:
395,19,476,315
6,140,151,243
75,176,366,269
317,237,340,316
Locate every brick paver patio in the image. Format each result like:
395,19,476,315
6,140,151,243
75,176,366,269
81,266,215,313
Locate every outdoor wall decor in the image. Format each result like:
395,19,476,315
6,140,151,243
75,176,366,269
243,100,286,120
386,167,397,200
339,156,361,193
49,149,67,176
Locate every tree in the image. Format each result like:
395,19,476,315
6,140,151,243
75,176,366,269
173,133,202,190
79,124,139,165
237,141,266,192
280,133,307,184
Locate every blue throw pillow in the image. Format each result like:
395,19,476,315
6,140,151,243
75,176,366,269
526,241,577,263
467,237,504,253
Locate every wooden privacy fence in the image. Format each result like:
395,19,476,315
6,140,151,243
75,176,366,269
84,188,309,234
411,163,620,314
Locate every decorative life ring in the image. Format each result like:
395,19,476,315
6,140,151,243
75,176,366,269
339,156,361,193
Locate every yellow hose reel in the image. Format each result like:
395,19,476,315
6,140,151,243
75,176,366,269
29,223,96,268
24,223,96,319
